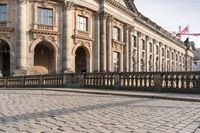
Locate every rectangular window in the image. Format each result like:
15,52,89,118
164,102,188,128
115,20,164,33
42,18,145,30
113,52,120,72
132,35,137,47
0,4,7,22
78,15,88,31
141,39,145,50
113,27,120,41
172,52,174,60
162,48,164,57
149,43,153,53
38,7,53,25
167,50,169,58
156,46,159,55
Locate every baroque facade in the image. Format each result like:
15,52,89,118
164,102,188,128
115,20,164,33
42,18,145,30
0,0,195,76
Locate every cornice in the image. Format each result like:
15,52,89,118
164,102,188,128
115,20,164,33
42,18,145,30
105,0,137,18
104,0,191,51
73,35,94,42
135,17,187,49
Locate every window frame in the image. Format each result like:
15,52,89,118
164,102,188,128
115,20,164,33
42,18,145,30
149,43,153,53
0,4,7,22
113,51,120,72
141,39,145,50
38,7,53,25
77,15,88,32
132,35,137,47
113,27,120,41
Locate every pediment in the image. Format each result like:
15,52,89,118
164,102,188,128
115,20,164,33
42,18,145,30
114,0,138,12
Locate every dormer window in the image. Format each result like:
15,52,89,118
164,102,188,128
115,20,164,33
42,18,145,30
0,4,7,22
77,16,88,31
38,7,53,25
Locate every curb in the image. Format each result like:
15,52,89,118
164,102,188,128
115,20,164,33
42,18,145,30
43,88,200,102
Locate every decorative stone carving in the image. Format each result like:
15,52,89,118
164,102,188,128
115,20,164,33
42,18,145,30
112,40,125,52
100,11,113,21
63,0,74,10
124,24,135,31
32,34,57,42
0,33,11,39
41,0,49,7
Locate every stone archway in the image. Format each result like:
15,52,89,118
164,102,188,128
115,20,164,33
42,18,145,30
0,39,10,76
33,41,55,74
75,47,90,73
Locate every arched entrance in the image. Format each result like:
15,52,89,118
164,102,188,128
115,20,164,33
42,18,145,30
34,42,55,74
75,47,89,73
0,39,10,76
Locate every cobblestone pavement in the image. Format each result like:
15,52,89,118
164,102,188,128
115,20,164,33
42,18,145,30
0,90,200,133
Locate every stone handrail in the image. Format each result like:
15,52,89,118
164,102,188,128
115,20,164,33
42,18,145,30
0,72,200,92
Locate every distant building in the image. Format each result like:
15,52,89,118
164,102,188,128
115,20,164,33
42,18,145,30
193,48,200,71
0,0,195,76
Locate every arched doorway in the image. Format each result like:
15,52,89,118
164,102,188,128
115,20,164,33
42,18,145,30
34,42,55,74
0,39,10,76
75,47,89,73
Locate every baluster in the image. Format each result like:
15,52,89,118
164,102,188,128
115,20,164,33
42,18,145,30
180,75,185,88
186,74,190,88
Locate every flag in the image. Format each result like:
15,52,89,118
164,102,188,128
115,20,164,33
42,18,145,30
180,25,189,34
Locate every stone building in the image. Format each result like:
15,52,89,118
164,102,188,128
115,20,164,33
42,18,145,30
0,0,195,76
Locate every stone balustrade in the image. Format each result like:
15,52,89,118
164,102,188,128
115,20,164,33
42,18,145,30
0,22,13,31
32,23,55,31
0,72,200,93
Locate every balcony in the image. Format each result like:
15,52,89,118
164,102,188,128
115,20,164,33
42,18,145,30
73,29,93,42
31,23,59,36
77,30,90,37
32,23,55,31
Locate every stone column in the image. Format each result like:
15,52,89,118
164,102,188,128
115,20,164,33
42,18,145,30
152,40,155,72
124,24,133,72
93,12,100,72
15,0,27,75
100,12,108,72
153,40,158,72
146,36,149,72
137,32,141,72
63,1,73,73
129,30,134,72
106,15,113,72
159,42,162,72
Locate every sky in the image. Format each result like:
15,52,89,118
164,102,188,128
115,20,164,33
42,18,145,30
134,0,200,48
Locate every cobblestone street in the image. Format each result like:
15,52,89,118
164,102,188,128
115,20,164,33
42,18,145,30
0,90,199,133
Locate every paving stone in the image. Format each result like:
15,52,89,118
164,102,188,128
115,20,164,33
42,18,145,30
0,90,199,132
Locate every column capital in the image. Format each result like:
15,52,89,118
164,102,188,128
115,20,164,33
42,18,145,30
63,0,74,10
124,24,135,31
100,11,114,22
153,39,158,44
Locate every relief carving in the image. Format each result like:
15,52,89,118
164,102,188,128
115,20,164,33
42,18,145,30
63,0,74,10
